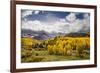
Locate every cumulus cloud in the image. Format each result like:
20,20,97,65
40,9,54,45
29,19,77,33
82,13,90,31
22,20,41,31
60,19,66,22
34,11,40,14
84,13,89,18
66,13,76,22
21,10,40,18
21,12,90,34
22,10,33,18
22,20,67,33
69,19,83,32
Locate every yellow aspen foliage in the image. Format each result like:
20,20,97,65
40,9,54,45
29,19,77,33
21,37,33,49
47,36,90,56
47,45,53,54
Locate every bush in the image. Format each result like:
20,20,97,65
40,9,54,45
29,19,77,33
21,49,32,58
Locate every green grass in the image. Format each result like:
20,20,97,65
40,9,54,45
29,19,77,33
21,50,90,63
34,50,49,56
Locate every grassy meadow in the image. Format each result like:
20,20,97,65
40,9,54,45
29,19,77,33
21,35,90,63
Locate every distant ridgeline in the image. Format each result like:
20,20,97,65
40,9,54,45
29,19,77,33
65,32,90,37
21,32,90,40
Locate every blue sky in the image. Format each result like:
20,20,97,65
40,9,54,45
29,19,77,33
21,9,90,33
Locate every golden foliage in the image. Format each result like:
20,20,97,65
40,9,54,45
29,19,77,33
47,37,90,56
21,36,90,58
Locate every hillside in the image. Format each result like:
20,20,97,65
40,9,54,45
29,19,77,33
65,32,90,37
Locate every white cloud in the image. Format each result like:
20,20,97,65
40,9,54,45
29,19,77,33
69,19,83,32
60,19,66,22
66,13,76,22
22,19,68,33
84,13,89,18
22,20,43,31
34,11,40,14
82,13,90,31
21,13,90,33
22,10,33,18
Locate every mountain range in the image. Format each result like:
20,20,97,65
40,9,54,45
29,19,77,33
21,29,90,40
